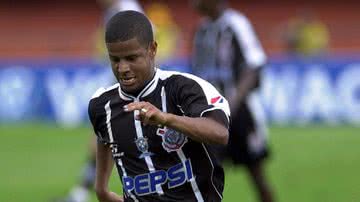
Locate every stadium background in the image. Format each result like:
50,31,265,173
1,0,359,201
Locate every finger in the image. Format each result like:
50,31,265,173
142,110,153,125
124,102,146,112
140,108,148,114
139,108,148,124
124,102,143,111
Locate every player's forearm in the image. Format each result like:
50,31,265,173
236,68,260,103
95,143,117,201
162,114,228,145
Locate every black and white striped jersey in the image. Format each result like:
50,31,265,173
88,68,230,202
192,9,267,98
192,9,269,151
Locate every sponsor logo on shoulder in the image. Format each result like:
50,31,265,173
211,96,224,104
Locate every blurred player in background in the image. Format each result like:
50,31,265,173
54,1,143,202
191,0,275,201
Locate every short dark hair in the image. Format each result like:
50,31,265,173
105,10,153,47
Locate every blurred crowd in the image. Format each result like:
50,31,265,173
2,0,360,59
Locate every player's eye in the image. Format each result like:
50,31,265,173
126,55,138,62
109,55,120,62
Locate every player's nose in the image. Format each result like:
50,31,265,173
117,60,131,73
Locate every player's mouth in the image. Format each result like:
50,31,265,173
120,77,136,86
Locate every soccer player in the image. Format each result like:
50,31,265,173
89,11,231,202
191,0,275,202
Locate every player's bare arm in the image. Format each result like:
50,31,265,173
95,141,124,202
124,101,229,145
233,68,261,109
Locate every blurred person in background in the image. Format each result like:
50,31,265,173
53,1,143,202
191,0,275,202
284,9,330,57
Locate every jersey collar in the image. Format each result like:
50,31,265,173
118,67,160,101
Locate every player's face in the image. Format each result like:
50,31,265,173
107,38,157,94
96,0,114,9
191,0,217,15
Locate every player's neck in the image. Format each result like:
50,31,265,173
208,3,226,20
125,71,156,97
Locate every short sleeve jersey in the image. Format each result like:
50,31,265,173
88,68,230,202
192,9,267,98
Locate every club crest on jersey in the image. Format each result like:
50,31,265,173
157,127,188,152
135,137,153,159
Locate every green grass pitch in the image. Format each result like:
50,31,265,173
0,123,359,202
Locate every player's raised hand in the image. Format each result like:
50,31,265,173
124,101,167,126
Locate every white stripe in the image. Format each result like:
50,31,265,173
161,88,204,201
104,101,114,143
200,106,230,124
224,9,266,68
91,83,119,99
247,92,268,138
140,69,159,98
105,102,138,200
133,98,164,195
116,157,139,202
201,144,223,200
161,87,167,112
177,150,204,202
118,67,159,100
176,105,185,114
118,88,133,101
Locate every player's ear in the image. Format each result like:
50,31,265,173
148,41,157,58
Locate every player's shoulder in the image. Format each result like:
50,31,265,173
90,83,119,100
88,83,119,110
223,9,248,20
222,8,251,27
88,83,119,117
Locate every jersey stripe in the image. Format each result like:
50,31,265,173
200,106,230,124
91,83,119,100
105,101,114,143
225,9,266,68
246,91,268,151
161,87,167,114
118,68,159,100
177,150,204,202
161,87,204,201
201,144,223,200
116,153,139,201
105,101,139,200
133,97,164,195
